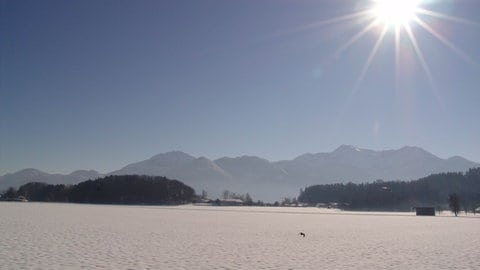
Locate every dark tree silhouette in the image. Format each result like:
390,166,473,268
14,175,196,205
68,175,195,204
18,182,69,202
2,187,17,199
298,168,480,211
448,193,461,216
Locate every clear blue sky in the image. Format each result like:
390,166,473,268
1,0,479,175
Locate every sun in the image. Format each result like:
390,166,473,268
283,0,476,108
371,0,420,27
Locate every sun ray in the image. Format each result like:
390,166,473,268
416,8,480,27
413,16,474,65
337,25,389,126
271,10,374,39
395,25,401,92
404,25,434,85
403,23,443,107
334,19,379,58
354,25,388,89
349,25,389,102
302,10,374,29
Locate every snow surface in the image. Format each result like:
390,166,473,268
1,203,479,269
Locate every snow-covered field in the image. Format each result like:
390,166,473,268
1,203,479,269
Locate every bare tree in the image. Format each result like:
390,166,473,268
448,193,461,217
201,190,208,199
244,193,253,205
281,197,292,206
222,190,230,200
463,201,469,215
469,204,477,215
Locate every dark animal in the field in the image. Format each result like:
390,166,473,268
299,232,306,237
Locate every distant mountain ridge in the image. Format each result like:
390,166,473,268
0,169,103,191
1,145,479,201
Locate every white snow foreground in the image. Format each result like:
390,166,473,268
1,203,479,269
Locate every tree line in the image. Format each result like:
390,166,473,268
0,175,196,205
298,168,480,212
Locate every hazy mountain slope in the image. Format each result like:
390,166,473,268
110,153,233,198
214,156,293,200
0,169,103,190
275,145,479,184
2,146,479,201
110,151,196,176
215,156,288,184
166,157,234,197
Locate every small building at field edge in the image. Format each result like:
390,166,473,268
415,207,435,216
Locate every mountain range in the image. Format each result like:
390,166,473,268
1,145,478,201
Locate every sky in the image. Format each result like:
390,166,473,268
1,0,480,175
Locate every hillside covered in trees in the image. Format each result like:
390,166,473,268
298,168,480,211
1,175,196,205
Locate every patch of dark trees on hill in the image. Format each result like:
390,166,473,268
298,168,480,211
1,175,196,205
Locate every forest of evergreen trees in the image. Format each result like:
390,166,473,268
3,169,480,211
298,168,480,211
1,175,196,205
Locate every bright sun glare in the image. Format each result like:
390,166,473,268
372,0,420,27
288,0,478,114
